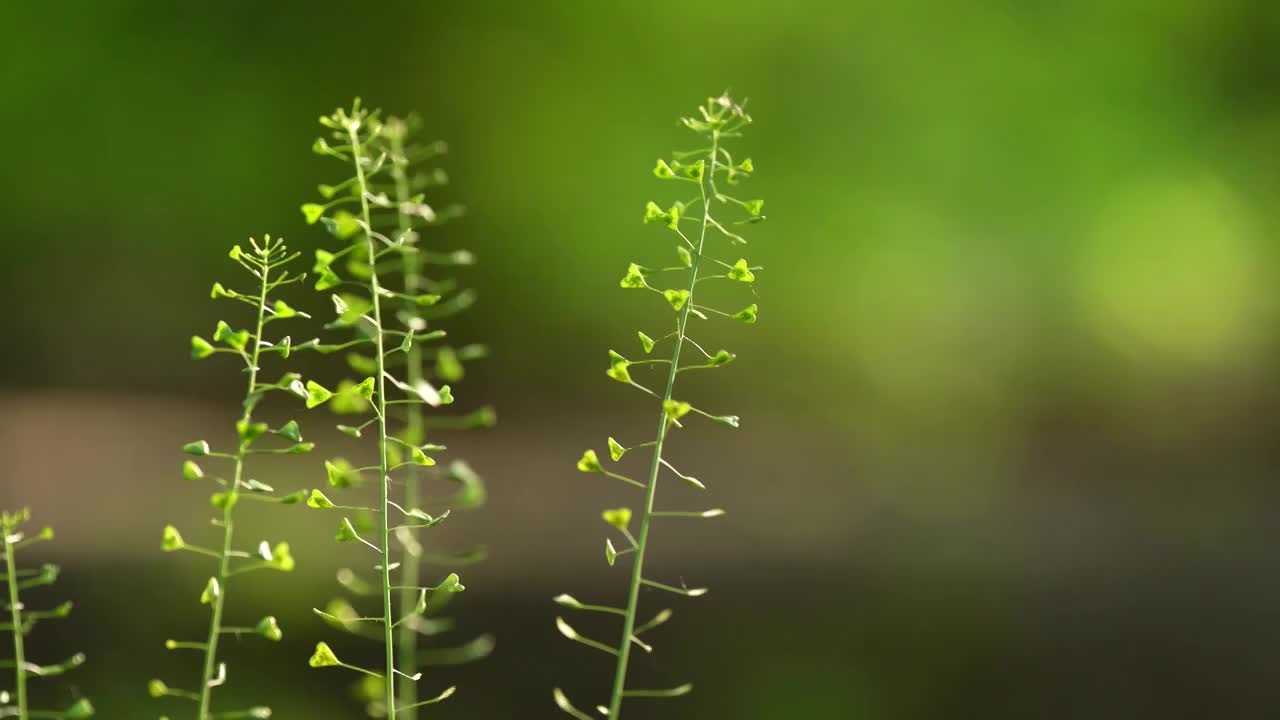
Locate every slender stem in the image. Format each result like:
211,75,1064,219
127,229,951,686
350,124,398,720
196,251,270,720
389,129,423,717
606,131,719,719
4,538,27,720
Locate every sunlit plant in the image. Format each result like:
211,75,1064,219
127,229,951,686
1,510,93,719
553,93,764,719
301,99,492,719
154,236,321,719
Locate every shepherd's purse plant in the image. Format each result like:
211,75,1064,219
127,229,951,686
300,99,492,719
553,93,764,719
2,509,93,719
155,235,322,719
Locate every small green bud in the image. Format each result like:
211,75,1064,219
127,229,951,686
182,461,204,481
335,518,359,543
577,450,602,473
620,263,647,289
200,577,220,604
309,642,341,668
161,526,184,552
663,400,692,421
305,380,333,408
256,616,283,641
728,258,756,283
301,203,326,224
676,245,693,267
734,304,758,324
602,508,632,530
148,679,169,698
190,335,216,359
663,289,690,311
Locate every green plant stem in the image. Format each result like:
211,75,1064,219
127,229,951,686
350,125,397,720
4,538,28,720
389,130,423,717
197,255,270,720
606,132,719,719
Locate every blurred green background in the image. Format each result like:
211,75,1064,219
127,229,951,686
2,0,1280,717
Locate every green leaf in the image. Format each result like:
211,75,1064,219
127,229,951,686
325,210,362,239
182,441,210,456
728,258,756,283
602,507,632,530
301,203,326,224
64,698,94,719
305,380,334,408
279,490,307,504
676,245,693,267
200,576,220,604
325,459,364,488
620,263,647,289
331,378,373,415
213,321,250,350
410,446,437,466
256,616,283,641
309,642,341,668
654,159,676,178
663,400,692,421
663,289,690,311
314,267,341,291
182,461,204,481
734,304,758,324
273,299,302,319
665,201,686,229
605,361,631,384
266,542,295,571
307,489,336,509
347,353,378,375
643,201,667,224
576,450,602,473
638,331,655,353
335,517,360,543
211,492,238,510
436,347,464,382
431,572,465,593
161,525,184,551
275,420,303,443
237,420,268,443
607,437,626,462
709,350,735,366
191,336,216,359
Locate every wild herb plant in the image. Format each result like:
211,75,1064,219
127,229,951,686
1,510,93,720
300,100,491,719
155,236,321,720
553,94,763,719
